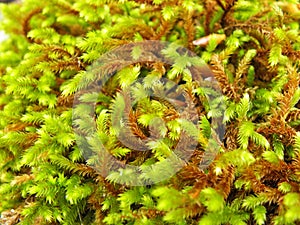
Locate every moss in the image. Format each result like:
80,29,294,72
0,0,300,224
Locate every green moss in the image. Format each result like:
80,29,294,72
0,0,300,224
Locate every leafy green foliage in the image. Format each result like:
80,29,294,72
0,0,300,224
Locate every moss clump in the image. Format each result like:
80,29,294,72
1,0,300,224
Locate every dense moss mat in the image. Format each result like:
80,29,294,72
1,0,300,224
